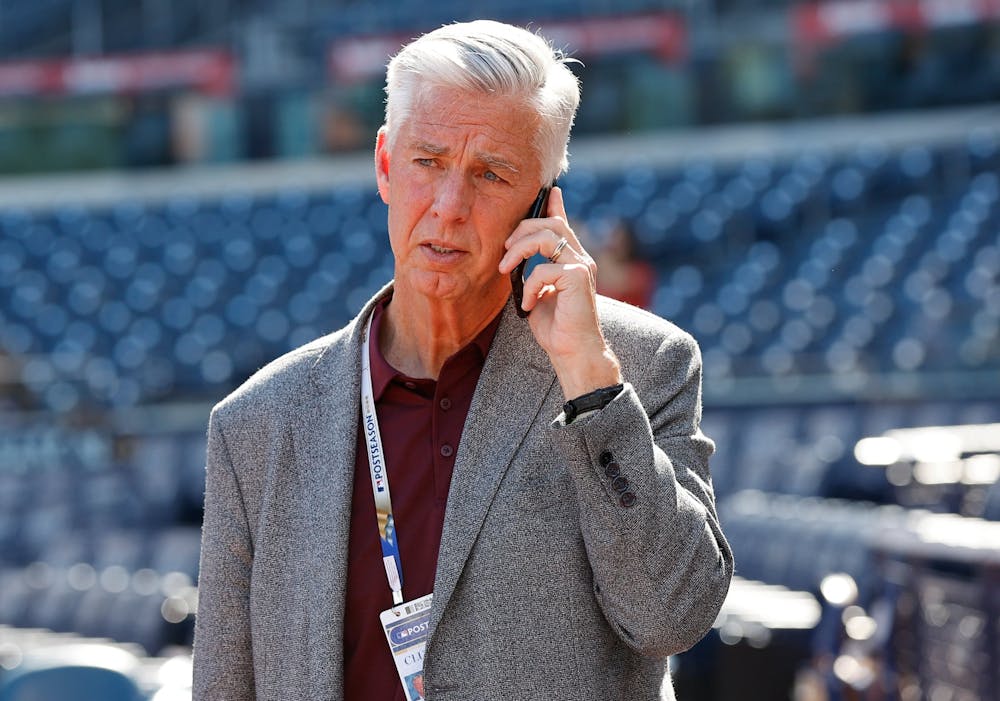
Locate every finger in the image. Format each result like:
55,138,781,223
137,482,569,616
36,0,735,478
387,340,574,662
547,185,567,220
504,213,564,250
520,262,593,312
540,189,588,259
504,186,569,250
499,227,573,274
533,185,598,284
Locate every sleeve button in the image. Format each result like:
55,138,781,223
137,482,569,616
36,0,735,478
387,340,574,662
604,461,621,479
611,476,630,493
599,451,614,467
620,492,637,508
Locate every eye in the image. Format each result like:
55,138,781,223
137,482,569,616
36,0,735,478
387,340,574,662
483,170,503,183
415,158,435,167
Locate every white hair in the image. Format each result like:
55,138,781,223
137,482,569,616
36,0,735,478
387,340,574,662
382,20,581,184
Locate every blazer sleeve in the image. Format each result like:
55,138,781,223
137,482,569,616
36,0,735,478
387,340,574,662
552,329,733,658
193,408,257,700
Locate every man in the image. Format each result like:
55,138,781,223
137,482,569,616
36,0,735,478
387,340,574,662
194,20,732,701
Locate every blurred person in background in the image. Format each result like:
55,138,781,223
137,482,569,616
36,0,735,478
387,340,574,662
194,19,731,701
594,218,658,310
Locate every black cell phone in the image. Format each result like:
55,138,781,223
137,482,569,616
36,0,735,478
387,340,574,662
511,184,553,318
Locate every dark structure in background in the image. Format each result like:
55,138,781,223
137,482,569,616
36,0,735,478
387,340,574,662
1,0,999,173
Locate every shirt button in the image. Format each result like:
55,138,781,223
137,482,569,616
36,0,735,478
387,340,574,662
440,444,454,457
620,491,637,508
611,476,630,493
599,451,614,467
439,397,452,410
604,461,621,479
404,381,417,390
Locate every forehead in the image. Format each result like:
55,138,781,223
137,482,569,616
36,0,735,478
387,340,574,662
400,86,542,170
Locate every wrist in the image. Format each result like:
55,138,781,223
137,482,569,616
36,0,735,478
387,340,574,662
553,345,623,400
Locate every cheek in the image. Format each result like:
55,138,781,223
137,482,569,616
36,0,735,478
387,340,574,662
388,182,432,235
386,207,416,257
477,195,523,234
472,217,512,259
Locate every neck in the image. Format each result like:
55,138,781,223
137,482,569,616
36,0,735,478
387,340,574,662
381,289,507,379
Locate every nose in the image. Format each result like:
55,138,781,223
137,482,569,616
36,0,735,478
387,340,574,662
431,171,473,222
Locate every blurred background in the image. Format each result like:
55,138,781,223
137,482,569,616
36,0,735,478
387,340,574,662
1,1,999,700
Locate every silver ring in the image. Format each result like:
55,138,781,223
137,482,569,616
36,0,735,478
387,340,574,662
549,237,569,263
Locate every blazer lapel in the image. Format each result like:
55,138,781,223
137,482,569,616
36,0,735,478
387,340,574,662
289,286,391,697
428,300,557,637
290,288,558,674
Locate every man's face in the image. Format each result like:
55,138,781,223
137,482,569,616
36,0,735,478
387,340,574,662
375,85,544,310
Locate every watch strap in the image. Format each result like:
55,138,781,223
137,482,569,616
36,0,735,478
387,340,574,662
563,384,624,424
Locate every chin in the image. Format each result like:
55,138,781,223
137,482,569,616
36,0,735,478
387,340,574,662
406,271,507,308
409,270,468,300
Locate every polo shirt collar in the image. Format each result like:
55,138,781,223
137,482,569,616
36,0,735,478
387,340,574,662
367,297,503,401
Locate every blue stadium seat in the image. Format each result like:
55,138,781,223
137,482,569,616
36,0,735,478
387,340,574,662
91,532,147,572
149,528,202,580
0,662,143,701
719,491,905,603
22,568,87,633
0,569,32,625
1,136,997,407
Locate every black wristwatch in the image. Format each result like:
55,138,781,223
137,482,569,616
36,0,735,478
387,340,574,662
563,384,624,424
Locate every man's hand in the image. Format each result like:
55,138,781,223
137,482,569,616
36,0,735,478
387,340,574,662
499,186,623,399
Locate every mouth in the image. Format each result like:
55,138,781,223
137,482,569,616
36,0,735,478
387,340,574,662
420,241,466,262
428,243,458,254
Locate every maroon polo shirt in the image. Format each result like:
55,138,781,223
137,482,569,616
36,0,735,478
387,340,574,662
343,299,501,701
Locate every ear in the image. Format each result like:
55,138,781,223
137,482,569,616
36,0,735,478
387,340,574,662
375,127,391,205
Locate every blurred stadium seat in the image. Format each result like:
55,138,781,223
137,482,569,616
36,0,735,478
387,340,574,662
2,3,1000,699
2,127,1000,699
0,664,143,701
2,133,998,412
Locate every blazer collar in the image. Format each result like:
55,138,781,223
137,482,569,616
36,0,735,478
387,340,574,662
306,282,394,396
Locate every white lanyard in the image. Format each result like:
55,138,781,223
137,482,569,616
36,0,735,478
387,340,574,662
361,313,404,606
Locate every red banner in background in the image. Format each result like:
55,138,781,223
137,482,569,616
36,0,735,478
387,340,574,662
328,13,687,84
329,35,409,84
795,0,1000,48
0,50,235,99
541,13,686,63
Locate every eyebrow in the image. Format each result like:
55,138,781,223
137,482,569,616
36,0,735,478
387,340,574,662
410,140,521,174
412,141,448,157
479,153,520,175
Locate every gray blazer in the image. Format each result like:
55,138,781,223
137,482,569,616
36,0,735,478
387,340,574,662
194,286,733,701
